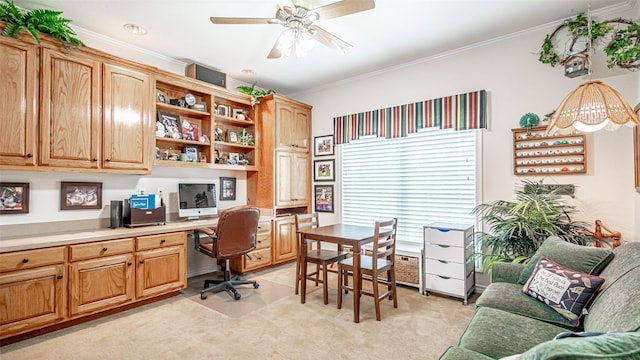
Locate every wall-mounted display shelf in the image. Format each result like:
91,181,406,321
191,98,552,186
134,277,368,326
512,126,587,175
153,73,257,171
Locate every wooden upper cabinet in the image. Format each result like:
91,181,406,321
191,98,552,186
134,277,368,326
39,48,102,169
276,151,310,207
0,36,38,166
275,101,311,152
102,64,152,171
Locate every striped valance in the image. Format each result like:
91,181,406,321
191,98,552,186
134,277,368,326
334,89,487,144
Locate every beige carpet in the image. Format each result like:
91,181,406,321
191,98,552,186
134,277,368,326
0,263,477,360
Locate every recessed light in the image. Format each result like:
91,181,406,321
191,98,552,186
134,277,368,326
123,23,147,35
241,69,256,76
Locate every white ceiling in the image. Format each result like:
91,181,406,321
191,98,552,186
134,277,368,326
13,0,635,95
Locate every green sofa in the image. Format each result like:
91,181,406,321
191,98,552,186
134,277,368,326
440,238,640,359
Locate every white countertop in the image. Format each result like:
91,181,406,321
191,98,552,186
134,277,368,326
0,216,272,253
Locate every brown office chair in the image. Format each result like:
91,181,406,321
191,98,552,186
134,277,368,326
337,218,398,321
295,213,349,304
194,205,260,301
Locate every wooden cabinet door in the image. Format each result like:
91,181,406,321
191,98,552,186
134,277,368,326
276,151,310,207
0,264,66,338
275,102,310,152
40,48,102,168
0,36,38,166
273,216,297,264
136,245,186,299
69,254,134,317
102,64,152,172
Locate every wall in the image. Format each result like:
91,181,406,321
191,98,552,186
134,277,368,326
293,5,640,244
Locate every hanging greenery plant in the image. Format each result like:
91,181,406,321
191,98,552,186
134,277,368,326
237,82,275,106
538,12,639,70
0,0,82,49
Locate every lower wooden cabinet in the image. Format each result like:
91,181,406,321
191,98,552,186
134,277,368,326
0,247,67,338
273,215,297,264
230,220,272,273
0,231,187,340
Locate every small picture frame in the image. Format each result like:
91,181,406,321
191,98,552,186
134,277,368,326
61,182,102,210
183,146,198,162
314,135,334,156
314,159,335,181
216,105,231,117
157,111,181,139
181,118,198,141
220,177,236,201
0,182,29,214
227,152,240,165
191,102,207,112
227,130,239,143
314,185,334,213
157,92,167,103
232,108,246,120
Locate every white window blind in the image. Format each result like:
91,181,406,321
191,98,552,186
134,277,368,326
341,128,478,246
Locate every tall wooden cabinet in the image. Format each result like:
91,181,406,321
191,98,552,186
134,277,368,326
0,35,38,167
248,94,312,266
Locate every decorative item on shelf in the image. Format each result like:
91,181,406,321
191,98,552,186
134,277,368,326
216,105,231,117
238,154,250,165
214,149,221,163
543,2,639,135
227,130,239,143
542,111,555,125
238,129,254,145
198,134,209,143
236,82,275,106
232,109,246,120
155,121,166,138
155,147,161,160
214,128,224,142
184,93,196,107
157,92,167,103
181,119,197,141
192,102,207,112
520,113,540,134
157,111,181,139
183,146,198,162
227,152,240,165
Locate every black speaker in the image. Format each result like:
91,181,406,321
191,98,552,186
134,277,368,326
186,63,226,88
110,200,123,229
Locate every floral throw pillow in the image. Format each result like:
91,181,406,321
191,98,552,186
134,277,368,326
523,256,605,326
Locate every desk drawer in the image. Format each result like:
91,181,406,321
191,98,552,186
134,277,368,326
69,238,134,261
244,249,271,271
0,247,66,272
137,232,186,251
425,274,470,297
256,230,271,250
425,243,465,262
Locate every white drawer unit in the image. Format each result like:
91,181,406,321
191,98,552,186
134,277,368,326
423,222,475,304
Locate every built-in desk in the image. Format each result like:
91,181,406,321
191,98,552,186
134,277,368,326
0,215,271,343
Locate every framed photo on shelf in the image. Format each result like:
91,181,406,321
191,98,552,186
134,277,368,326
60,182,102,210
314,185,334,213
314,159,335,181
227,130,239,143
157,110,181,139
220,177,236,201
0,182,29,214
314,135,334,156
216,105,231,117
183,146,198,162
181,118,199,141
227,152,240,165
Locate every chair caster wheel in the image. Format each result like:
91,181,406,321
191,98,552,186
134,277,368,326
234,293,241,301
254,283,259,289
200,293,207,300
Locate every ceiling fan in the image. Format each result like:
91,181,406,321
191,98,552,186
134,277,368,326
210,0,375,58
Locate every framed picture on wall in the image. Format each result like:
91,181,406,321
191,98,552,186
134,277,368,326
60,182,102,210
314,159,335,181
314,135,334,156
0,182,29,214
314,185,334,213
220,177,236,200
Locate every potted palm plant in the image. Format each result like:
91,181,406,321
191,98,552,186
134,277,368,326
474,179,589,271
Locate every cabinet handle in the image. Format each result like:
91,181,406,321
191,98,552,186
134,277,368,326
139,260,144,264
57,275,63,280
105,158,111,162
102,247,108,252
437,244,450,248
127,262,132,266
27,153,33,158
160,239,166,243
22,258,29,263
92,158,98,162
438,260,448,264
438,275,451,280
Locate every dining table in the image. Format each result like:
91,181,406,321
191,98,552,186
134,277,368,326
297,223,375,323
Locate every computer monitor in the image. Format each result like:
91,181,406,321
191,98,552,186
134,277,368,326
177,183,218,220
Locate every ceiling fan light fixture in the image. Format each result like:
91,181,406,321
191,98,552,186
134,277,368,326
123,23,147,35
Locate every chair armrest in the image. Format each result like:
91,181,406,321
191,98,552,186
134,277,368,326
491,262,525,284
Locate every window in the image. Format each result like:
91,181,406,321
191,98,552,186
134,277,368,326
341,128,479,247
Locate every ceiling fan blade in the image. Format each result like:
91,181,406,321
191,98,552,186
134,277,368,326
210,17,276,25
308,25,352,53
267,36,285,59
307,0,375,21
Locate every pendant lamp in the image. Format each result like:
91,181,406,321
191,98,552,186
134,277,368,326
546,2,639,135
